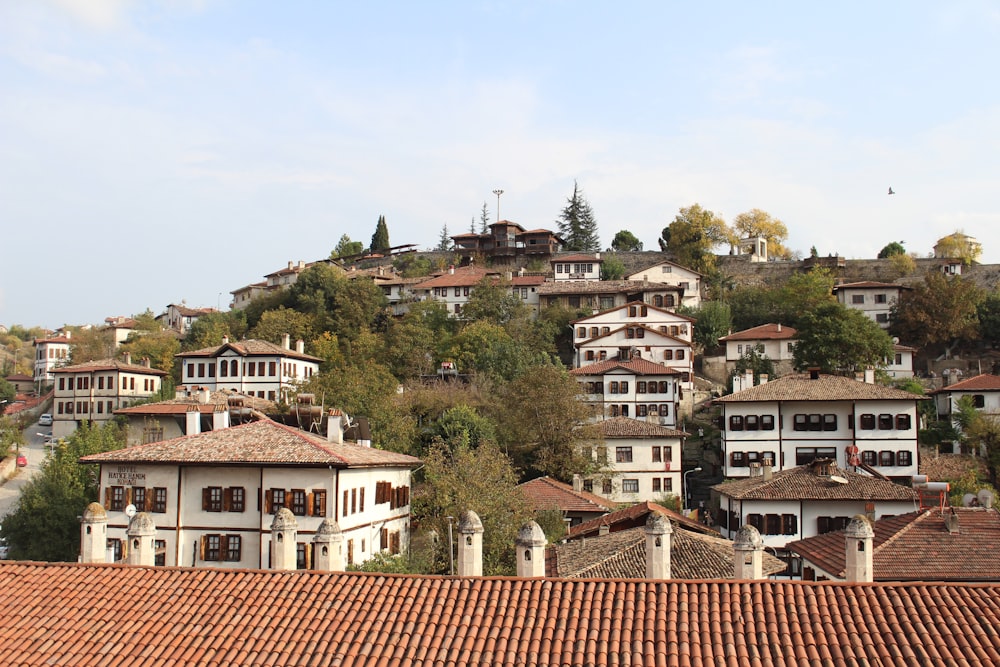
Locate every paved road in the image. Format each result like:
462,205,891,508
0,421,51,522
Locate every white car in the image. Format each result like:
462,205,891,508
38,414,52,426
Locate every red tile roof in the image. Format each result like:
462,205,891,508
413,267,496,289
929,373,1000,393
50,358,168,376
114,391,275,416
4,562,999,665
571,300,695,324
569,357,683,376
715,372,924,402
788,507,1000,581
518,476,617,513
176,339,322,362
599,416,687,439
568,500,717,538
712,461,918,502
719,323,798,341
833,281,909,291
538,280,682,295
80,419,420,469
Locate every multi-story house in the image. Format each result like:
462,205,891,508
832,281,909,329
712,457,918,576
175,335,321,402
625,260,703,309
103,316,137,347
551,254,602,281
413,266,544,317
884,343,916,379
718,323,798,368
230,281,267,311
539,281,684,313
451,221,562,263
585,416,685,503
930,373,1000,421
114,388,275,445
715,370,923,480
570,357,684,426
157,303,217,336
79,418,421,568
32,330,71,387
50,353,168,439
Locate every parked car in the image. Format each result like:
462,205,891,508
38,414,52,426
16,454,27,468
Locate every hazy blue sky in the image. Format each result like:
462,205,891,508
3,1,999,329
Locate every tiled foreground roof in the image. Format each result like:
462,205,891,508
1,562,999,666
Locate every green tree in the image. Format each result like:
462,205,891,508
0,377,15,404
727,285,783,332
412,439,532,576
556,181,600,252
878,241,907,258
444,321,549,384
776,268,836,326
610,230,643,252
730,348,777,391
370,215,390,252
599,256,626,281
890,272,984,356
657,204,730,275
429,404,497,452
679,301,732,351
731,209,791,259
289,264,388,342
119,330,180,375
480,202,491,232
248,306,317,347
461,277,528,326
436,225,452,251
3,421,126,561
68,327,115,363
935,231,982,264
793,302,894,374
977,292,1000,347
331,234,364,260
183,309,250,350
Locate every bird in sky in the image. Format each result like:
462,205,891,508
888,187,895,195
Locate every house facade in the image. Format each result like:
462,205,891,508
715,371,922,480
718,323,798,370
588,416,685,503
570,359,684,426
79,419,421,569
413,266,544,317
175,335,321,402
539,281,685,313
50,354,169,439
451,221,562,262
32,331,71,386
625,260,702,309
930,373,1000,420
833,281,908,328
551,254,602,281
157,303,217,335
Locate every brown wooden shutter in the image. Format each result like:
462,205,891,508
306,492,314,516
199,536,206,561
304,544,313,570
202,488,210,511
223,488,232,512
359,488,364,512
219,535,228,562
284,492,292,509
145,491,153,512
103,487,111,510
264,490,273,514
125,488,132,506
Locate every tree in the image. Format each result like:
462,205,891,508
3,421,125,561
730,348,777,391
775,268,836,327
479,202,491,233
731,209,791,259
119,329,180,374
460,277,529,327
657,204,730,275
429,404,497,452
331,234,364,260
599,255,626,281
444,321,549,384
412,439,532,575
556,181,600,252
68,327,115,363
878,241,907,258
0,377,15,404
610,230,643,252
248,306,317,348
370,215,390,252
793,302,894,374
679,301,732,351
493,365,602,480
436,225,452,251
977,291,1000,347
890,272,984,356
935,231,982,264
289,264,388,342
727,285,783,332
183,310,249,350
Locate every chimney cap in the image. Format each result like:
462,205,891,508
516,521,547,547
458,510,484,534
845,515,874,539
734,524,764,549
644,512,673,535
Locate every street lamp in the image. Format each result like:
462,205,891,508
683,466,703,513
492,189,504,223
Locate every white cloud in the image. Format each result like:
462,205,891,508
51,0,134,31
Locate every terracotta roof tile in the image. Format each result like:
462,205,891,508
538,280,682,295
518,476,617,513
80,419,420,468
718,323,798,341
929,373,1000,393
569,500,717,538
50,358,168,376
176,339,322,362
712,461,918,501
599,416,687,438
569,358,683,376
3,562,1000,665
114,391,275,416
832,280,909,290
716,372,924,402
788,507,1000,581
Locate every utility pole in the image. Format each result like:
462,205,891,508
492,189,504,223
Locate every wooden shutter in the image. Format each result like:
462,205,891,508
103,487,111,510
199,536,207,561
306,492,314,516
219,535,228,562
202,488,210,511
284,491,293,509
223,488,232,512
145,491,153,512
359,488,364,512
304,544,313,570
264,490,273,514
125,488,132,506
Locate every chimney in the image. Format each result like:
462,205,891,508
449,265,455,275
505,271,513,281
199,387,211,404
142,357,151,368
126,512,157,567
80,502,109,563
296,339,305,354
572,474,583,493
65,330,72,340
288,261,294,270
298,261,305,269
282,334,291,350
844,515,874,582
762,463,773,481
864,367,875,384
733,525,765,580
222,335,229,345
327,409,344,444
598,523,610,536
776,323,782,332
809,367,820,380
456,510,484,576
759,374,769,384
515,521,547,577
745,369,754,387
644,513,673,579
312,518,344,571
212,404,230,431
945,508,960,534
186,405,201,436
122,351,131,366
270,508,298,571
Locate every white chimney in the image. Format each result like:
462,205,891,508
733,524,765,580
222,335,229,345
296,339,305,354
327,410,344,444
598,524,610,536
126,513,156,567
282,334,291,350
122,351,131,366
759,374,769,385
864,367,875,384
515,521,547,577
80,502,109,563
449,265,455,275
457,510,484,576
186,405,201,436
844,515,874,582
776,323,782,332
212,405,230,431
644,513,673,579
270,508,298,571
199,387,211,404
288,261,294,270
312,518,344,572
572,474,583,493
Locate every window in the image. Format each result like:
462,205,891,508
665,295,675,307
897,450,913,466
852,294,865,304
973,394,986,409
269,362,276,376
110,486,126,511
602,479,612,495
133,487,146,511
730,451,746,467
220,362,228,377
155,539,166,566
676,350,685,360
760,415,775,430
585,350,595,361
793,414,808,431
651,446,661,463
291,489,307,516
817,516,852,534
296,543,308,569
609,381,619,394
204,487,223,512
795,447,837,465
875,294,887,304
637,381,647,394
823,414,838,431
616,447,633,463
652,478,661,492
107,539,123,562
270,488,286,513
583,479,593,493
877,414,894,430
663,350,673,360
590,327,599,337
152,488,167,513
619,381,629,393
876,313,889,323
745,415,759,431
896,414,911,430
577,327,586,337
205,534,221,561
622,479,639,493
729,415,744,431
601,326,611,335
879,450,895,466
229,487,245,512
313,490,327,517
861,450,877,466
225,535,242,562
859,413,876,430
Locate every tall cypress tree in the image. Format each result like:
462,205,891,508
370,215,390,252
556,181,600,251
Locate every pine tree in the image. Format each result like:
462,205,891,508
556,181,600,251
479,202,490,233
437,224,452,251
370,215,390,252
470,217,476,233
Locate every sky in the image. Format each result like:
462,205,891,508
2,1,1000,330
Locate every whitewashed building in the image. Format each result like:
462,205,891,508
79,418,421,568
930,373,1000,420
833,281,909,329
588,416,685,503
570,357,684,426
32,331,72,386
625,260,703,309
718,323,798,364
551,254,603,281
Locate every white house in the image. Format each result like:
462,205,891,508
929,373,1000,420
833,281,909,329
625,260,702,309
718,323,798,364
714,371,923,480
587,416,685,503
413,266,544,317
712,457,918,576
114,389,276,445
79,418,421,569
157,303,217,336
884,343,916,379
50,354,169,439
551,254,602,281
539,281,685,313
570,357,684,426
32,330,72,386
175,335,321,402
